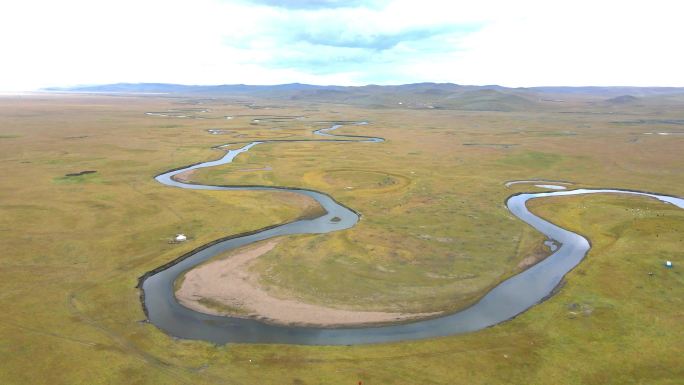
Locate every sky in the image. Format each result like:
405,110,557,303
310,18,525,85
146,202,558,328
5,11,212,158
1,0,683,90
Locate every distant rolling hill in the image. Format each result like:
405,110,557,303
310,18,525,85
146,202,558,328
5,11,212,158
44,82,684,111
445,89,536,111
528,86,684,97
605,95,640,104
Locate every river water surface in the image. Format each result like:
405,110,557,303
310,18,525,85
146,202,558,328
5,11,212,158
140,122,684,345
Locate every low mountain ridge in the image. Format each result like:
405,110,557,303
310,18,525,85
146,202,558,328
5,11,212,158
44,82,684,111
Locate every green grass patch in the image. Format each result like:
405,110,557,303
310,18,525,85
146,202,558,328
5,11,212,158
498,151,563,168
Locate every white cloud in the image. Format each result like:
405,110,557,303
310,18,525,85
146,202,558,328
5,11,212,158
0,0,682,90
438,0,684,86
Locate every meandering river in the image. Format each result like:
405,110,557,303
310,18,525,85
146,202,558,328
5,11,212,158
139,120,684,345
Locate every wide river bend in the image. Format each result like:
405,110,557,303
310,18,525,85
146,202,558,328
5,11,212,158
139,121,684,345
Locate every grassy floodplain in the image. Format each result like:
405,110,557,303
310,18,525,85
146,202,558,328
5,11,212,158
0,93,683,384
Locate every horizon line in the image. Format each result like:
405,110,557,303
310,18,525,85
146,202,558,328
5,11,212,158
39,81,684,91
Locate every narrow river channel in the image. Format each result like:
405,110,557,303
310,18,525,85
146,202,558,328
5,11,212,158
139,120,684,345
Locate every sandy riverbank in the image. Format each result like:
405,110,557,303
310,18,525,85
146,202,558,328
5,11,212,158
175,240,440,327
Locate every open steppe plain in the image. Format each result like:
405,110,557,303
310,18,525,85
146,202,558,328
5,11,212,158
0,93,682,384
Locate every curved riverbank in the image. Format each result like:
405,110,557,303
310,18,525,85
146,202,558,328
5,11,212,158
138,119,684,345
175,239,441,327
505,179,574,188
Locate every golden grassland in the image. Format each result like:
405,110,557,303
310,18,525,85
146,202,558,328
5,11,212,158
0,94,683,384
192,102,684,314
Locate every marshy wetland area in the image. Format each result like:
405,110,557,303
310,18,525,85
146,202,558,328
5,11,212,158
1,92,683,384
